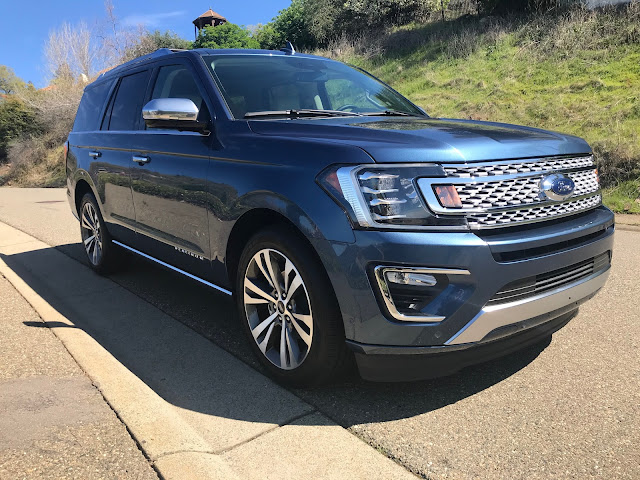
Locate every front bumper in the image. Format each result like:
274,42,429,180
350,309,580,382
321,206,614,380
446,265,609,345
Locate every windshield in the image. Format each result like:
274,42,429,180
203,54,425,119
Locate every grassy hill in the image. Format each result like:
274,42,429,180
318,4,640,212
4,4,638,212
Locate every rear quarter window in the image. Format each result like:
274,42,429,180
73,81,113,132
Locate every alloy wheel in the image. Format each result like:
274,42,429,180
81,202,103,266
243,248,313,370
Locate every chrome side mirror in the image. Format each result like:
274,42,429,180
142,98,208,133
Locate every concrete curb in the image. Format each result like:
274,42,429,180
0,248,240,480
0,221,418,480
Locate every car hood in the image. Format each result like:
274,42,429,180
248,116,591,163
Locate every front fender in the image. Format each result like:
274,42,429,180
217,190,359,337
209,183,356,285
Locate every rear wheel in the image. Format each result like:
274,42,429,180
236,226,349,386
79,193,121,274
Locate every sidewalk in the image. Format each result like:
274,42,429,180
0,220,417,480
0,273,158,479
615,213,640,231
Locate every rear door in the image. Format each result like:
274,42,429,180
92,69,151,244
129,58,213,279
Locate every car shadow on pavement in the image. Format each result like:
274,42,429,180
6,244,551,428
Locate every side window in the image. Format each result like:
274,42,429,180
73,80,112,132
107,70,151,131
150,65,210,125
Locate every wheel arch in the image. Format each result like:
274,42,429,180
225,208,319,284
74,178,95,217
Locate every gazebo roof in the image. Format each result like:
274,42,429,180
193,8,226,25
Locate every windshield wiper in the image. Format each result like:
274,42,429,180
360,110,417,117
244,109,362,119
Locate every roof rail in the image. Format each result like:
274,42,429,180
99,48,177,78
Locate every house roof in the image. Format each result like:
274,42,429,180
193,8,226,24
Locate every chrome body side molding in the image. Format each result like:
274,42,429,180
112,240,232,296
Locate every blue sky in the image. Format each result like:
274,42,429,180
0,1,291,87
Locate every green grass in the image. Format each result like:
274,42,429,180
603,180,640,214
319,5,640,212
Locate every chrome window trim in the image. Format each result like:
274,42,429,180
373,265,470,324
112,240,232,296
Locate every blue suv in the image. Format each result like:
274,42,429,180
66,48,614,385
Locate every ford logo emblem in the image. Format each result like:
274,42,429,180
540,173,576,201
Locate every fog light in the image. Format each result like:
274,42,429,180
385,271,437,287
374,266,469,323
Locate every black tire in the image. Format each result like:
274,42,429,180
235,225,350,387
79,193,122,274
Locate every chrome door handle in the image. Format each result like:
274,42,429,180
88,151,101,158
133,155,150,165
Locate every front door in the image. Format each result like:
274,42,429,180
129,60,213,279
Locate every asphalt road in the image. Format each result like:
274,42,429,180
1,187,638,480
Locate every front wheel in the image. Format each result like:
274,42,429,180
236,226,349,386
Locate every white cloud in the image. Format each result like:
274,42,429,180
122,11,186,27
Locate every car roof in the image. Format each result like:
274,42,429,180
88,48,327,90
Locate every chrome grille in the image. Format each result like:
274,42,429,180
418,155,601,229
455,169,599,210
488,252,610,305
466,195,601,227
444,156,594,177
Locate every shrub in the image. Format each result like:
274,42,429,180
0,97,40,162
255,0,315,50
4,135,66,187
314,33,386,61
0,65,25,95
1,78,81,187
193,23,259,50
478,0,564,14
257,0,452,51
124,30,192,61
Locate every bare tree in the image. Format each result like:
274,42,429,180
45,21,103,81
99,0,142,66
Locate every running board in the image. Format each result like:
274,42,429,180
112,240,233,296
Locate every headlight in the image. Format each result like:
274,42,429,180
317,164,468,229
